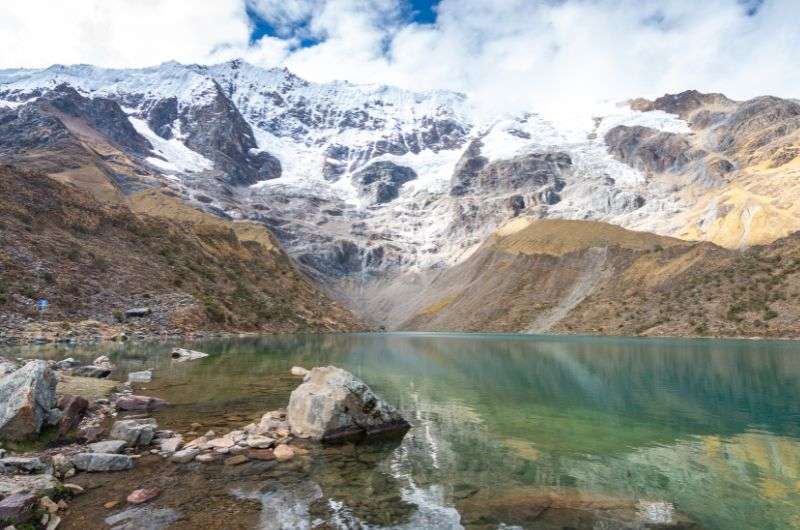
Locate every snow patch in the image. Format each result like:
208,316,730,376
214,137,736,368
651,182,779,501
128,116,213,173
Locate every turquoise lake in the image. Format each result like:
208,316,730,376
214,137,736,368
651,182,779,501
16,332,800,529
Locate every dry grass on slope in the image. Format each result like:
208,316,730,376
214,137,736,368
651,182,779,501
0,166,363,334
403,218,800,339
492,218,682,257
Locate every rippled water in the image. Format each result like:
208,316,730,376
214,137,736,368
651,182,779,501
16,333,800,529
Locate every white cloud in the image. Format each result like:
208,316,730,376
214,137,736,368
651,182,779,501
1,0,798,117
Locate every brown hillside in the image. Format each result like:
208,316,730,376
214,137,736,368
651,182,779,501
0,166,363,338
402,218,800,338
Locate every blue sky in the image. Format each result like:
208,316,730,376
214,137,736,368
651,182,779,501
247,0,440,47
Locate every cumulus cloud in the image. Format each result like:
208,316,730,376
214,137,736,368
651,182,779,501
1,0,798,116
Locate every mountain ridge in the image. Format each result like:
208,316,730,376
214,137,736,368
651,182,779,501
3,60,800,335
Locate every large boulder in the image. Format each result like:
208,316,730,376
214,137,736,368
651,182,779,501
0,361,58,440
287,366,409,443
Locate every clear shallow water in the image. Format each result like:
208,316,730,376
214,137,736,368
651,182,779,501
14,332,800,529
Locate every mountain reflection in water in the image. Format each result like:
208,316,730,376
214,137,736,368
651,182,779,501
17,333,800,529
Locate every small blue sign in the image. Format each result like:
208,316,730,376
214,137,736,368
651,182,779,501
36,299,49,311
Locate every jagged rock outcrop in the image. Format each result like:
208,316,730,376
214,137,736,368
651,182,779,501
145,96,178,139
41,84,152,155
451,144,570,200
179,80,281,185
0,361,58,440
351,161,417,204
631,90,735,119
287,366,410,442
604,125,699,176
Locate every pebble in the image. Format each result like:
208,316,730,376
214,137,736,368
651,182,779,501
195,454,215,463
104,500,120,509
274,444,295,462
127,488,160,505
62,484,84,495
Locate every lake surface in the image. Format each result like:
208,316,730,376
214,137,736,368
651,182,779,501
15,333,800,529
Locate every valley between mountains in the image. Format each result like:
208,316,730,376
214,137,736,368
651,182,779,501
2,60,800,340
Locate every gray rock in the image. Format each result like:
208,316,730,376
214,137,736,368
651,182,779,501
87,440,128,454
45,408,63,426
71,453,134,472
50,454,74,478
104,505,180,530
71,365,111,378
0,474,59,497
0,457,47,474
0,360,58,440
124,307,152,318
109,418,157,447
53,358,79,370
0,492,37,524
351,161,417,205
451,143,571,198
158,435,183,454
287,366,410,443
170,447,200,463
605,125,698,176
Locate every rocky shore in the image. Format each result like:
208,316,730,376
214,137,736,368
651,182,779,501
0,351,408,529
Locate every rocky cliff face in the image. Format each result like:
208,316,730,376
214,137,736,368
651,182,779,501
2,62,800,330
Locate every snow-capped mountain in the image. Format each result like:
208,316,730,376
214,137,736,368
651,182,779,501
3,60,797,325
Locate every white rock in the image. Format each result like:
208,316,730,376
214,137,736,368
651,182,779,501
170,448,200,463
290,366,309,377
245,435,274,448
127,370,152,383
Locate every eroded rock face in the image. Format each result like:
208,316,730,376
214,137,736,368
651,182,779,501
0,361,57,440
351,161,417,205
287,366,409,443
451,147,571,199
180,80,282,186
605,125,698,176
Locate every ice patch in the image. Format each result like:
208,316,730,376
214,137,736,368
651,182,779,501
128,116,213,174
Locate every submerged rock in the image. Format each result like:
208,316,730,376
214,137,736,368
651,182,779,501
115,395,168,412
127,487,160,504
0,360,58,440
71,365,111,378
287,366,410,443
170,348,209,362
